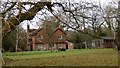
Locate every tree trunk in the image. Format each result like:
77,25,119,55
117,1,120,50
51,46,52,53
15,27,18,52
50,43,53,53
117,1,120,67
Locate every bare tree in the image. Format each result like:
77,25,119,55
117,1,120,50
15,26,18,52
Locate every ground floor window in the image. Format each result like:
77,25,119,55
38,45,43,49
59,44,63,48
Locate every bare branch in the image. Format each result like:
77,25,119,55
52,3,80,28
2,2,17,14
51,12,101,39
2,2,48,37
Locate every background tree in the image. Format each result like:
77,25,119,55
2,26,27,52
40,17,62,52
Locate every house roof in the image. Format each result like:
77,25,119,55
33,28,44,36
54,27,66,35
66,39,74,43
28,28,43,36
101,36,114,40
28,27,66,36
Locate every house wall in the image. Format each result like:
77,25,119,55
103,40,114,48
92,39,114,48
34,29,49,44
68,42,74,49
52,29,66,43
57,43,66,49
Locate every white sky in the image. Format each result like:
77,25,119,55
21,0,118,29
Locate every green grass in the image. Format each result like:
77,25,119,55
3,49,118,66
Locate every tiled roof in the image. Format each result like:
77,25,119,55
28,28,43,36
27,27,66,44
28,27,66,36
54,27,66,35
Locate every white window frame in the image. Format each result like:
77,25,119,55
58,35,63,40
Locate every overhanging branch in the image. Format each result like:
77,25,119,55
2,2,17,14
52,3,80,28
51,12,101,39
2,2,48,37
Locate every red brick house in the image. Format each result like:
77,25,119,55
27,25,67,51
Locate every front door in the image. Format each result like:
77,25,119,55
66,42,68,49
30,45,33,51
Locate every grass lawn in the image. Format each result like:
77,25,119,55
2,49,118,66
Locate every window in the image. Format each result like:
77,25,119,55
58,35,63,40
59,44,62,48
70,43,73,46
38,45,43,49
38,35,43,40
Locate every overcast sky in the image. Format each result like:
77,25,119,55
20,0,118,29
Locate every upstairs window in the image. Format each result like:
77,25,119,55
58,35,63,40
38,35,43,40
